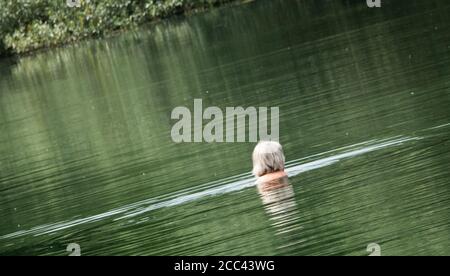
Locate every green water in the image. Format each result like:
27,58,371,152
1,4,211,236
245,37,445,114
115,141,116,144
1,0,450,256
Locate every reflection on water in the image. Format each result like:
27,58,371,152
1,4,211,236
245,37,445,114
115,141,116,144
258,176,301,235
1,0,450,255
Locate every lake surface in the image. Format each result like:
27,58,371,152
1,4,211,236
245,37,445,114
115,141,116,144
1,0,450,256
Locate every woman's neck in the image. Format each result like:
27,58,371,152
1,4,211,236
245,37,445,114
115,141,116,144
258,170,287,183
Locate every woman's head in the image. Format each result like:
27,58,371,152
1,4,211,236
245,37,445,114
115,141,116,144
252,141,285,177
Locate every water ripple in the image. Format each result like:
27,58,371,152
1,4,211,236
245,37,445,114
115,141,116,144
0,135,421,240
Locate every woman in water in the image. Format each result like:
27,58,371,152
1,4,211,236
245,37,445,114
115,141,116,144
252,141,288,186
252,141,301,242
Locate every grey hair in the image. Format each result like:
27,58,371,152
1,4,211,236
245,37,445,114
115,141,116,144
252,141,285,177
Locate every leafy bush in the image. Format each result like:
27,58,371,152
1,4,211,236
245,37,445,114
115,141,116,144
0,0,239,56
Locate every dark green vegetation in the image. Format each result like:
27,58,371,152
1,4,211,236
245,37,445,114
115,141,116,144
0,0,241,56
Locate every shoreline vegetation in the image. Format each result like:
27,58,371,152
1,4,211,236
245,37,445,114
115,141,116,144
0,0,248,58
